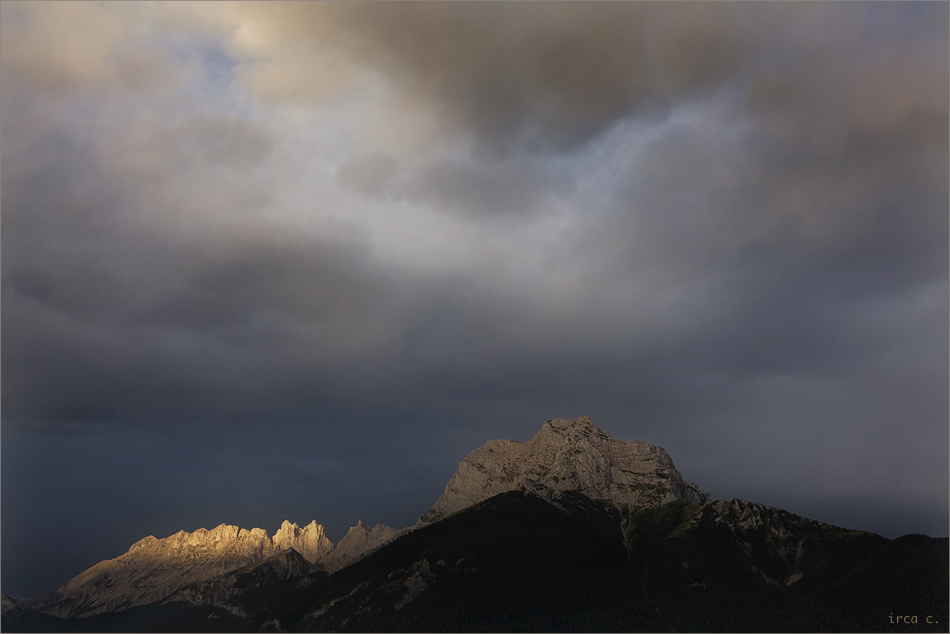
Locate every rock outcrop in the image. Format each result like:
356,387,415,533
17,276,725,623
419,416,709,525
325,520,401,572
12,415,708,624
164,548,325,617
272,520,334,563
0,594,19,614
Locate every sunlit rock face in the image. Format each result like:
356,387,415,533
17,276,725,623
272,519,334,563
418,415,710,526
18,416,707,621
30,520,334,619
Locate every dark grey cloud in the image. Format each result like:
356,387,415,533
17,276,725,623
233,2,948,160
335,148,571,218
336,153,402,200
1,0,947,600
408,157,563,216
1,99,385,424
233,1,770,154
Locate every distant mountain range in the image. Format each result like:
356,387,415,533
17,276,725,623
3,416,947,632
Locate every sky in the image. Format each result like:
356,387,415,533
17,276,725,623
1,1,947,599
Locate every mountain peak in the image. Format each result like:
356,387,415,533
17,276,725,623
23,511,402,622
323,521,401,572
418,416,709,525
544,415,596,431
273,519,333,563
537,415,609,443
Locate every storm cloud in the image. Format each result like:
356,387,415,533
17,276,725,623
2,1,947,599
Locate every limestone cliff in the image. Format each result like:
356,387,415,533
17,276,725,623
30,520,335,619
418,415,709,526
15,415,706,622
272,520,334,563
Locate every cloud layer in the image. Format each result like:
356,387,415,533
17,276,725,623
2,1,947,598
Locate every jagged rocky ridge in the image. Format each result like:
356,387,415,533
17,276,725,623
419,415,709,526
18,519,397,620
5,415,946,632
1,595,19,613
9,415,707,623
2,416,713,624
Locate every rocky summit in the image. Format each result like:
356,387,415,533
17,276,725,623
4,415,946,633
327,520,401,571
21,518,393,620
419,415,709,526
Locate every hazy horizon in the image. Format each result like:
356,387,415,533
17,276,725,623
2,1,947,599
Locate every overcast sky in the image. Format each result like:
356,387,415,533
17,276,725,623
2,1,947,599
